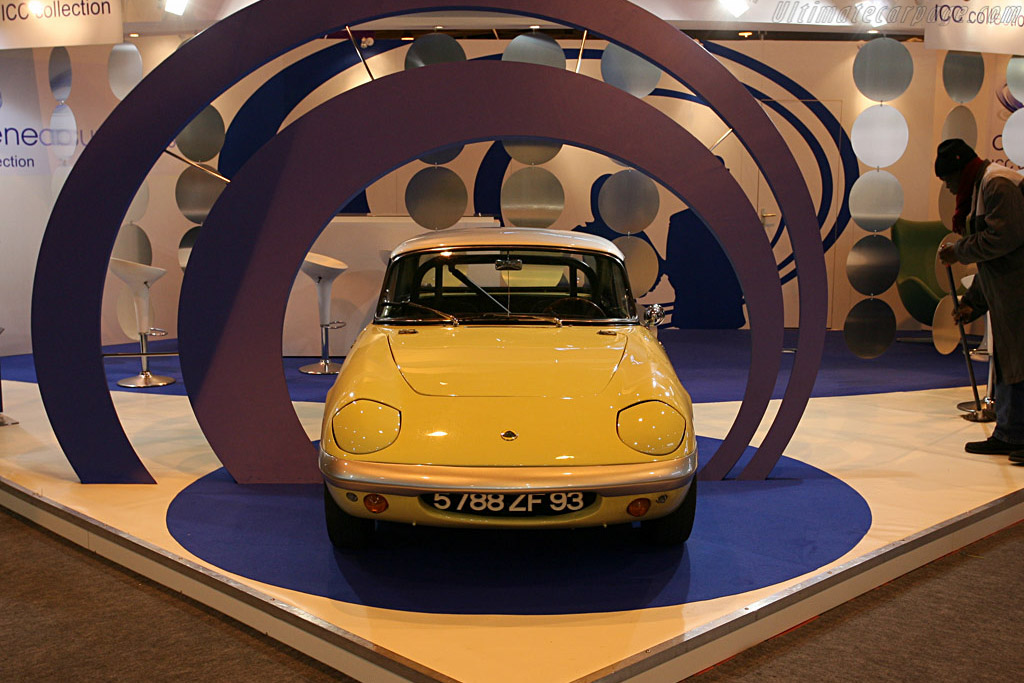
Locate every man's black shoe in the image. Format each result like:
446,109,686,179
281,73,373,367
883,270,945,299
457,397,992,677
1010,451,1024,464
964,437,1019,455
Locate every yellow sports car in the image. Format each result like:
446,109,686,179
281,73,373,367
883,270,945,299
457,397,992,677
319,228,697,549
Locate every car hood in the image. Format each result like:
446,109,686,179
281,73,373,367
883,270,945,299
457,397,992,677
387,326,627,398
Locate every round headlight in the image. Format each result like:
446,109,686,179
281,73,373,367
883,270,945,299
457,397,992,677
332,400,401,454
616,401,686,456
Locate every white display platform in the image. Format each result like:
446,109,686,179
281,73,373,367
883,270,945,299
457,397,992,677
1,379,1023,681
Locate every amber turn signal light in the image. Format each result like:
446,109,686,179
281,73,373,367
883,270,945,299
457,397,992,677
364,494,389,513
627,498,651,517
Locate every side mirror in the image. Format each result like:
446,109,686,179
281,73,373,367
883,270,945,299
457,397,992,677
642,303,665,329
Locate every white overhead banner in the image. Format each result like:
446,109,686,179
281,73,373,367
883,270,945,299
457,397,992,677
924,2,1024,55
0,1,123,50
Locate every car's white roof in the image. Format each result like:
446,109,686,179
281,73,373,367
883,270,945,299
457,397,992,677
390,227,626,261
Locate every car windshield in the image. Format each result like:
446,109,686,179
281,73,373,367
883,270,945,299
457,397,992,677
377,247,637,324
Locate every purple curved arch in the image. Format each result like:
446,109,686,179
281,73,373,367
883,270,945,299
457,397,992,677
178,61,782,483
32,0,821,483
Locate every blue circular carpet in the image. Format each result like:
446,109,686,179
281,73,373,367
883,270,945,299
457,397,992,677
167,437,871,615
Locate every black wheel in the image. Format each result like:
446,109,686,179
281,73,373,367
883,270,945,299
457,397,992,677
323,484,373,550
642,478,697,546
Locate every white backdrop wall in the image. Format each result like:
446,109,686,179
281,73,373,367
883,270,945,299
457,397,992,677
1,36,1017,357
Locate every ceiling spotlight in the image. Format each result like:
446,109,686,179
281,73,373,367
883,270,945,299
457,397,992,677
867,29,880,34
401,34,414,41
738,31,753,38
164,0,188,16
128,32,140,38
529,25,540,30
719,0,750,18
434,25,444,30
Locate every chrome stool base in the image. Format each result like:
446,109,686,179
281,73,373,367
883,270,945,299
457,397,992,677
0,414,19,427
299,360,343,375
958,398,995,423
299,321,345,375
117,371,176,388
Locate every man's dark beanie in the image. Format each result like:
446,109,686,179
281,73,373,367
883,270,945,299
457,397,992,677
934,138,978,177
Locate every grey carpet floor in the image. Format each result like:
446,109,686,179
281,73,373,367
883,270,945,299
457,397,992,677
0,508,352,682
1,506,1022,682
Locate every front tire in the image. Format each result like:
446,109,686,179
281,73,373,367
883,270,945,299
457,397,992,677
642,478,697,546
324,484,374,550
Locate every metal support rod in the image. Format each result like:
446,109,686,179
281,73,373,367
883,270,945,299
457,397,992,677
139,333,150,374
346,25,375,80
161,149,230,183
709,128,734,153
575,30,588,73
945,265,982,412
320,325,331,365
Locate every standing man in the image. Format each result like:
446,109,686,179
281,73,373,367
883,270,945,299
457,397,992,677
936,139,1024,461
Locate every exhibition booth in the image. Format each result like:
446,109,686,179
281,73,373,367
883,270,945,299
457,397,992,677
2,1,1024,680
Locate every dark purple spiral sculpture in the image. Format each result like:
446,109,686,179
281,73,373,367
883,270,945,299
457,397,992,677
31,0,824,484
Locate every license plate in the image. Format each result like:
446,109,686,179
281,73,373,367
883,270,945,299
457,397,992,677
421,491,596,517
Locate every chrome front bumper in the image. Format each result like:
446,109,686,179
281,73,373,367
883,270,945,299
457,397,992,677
319,447,696,496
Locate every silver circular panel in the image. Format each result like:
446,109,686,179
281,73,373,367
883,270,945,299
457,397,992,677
932,295,960,355
48,104,77,161
614,235,659,295
934,233,975,294
111,223,153,266
598,169,660,234
108,43,144,101
846,235,899,296
851,105,908,168
125,180,150,223
404,33,466,69
175,165,226,224
1003,108,1024,166
852,38,913,102
419,145,463,165
175,105,225,162
1008,56,1024,102
943,51,984,103
938,185,955,231
500,166,564,228
502,32,565,69
503,138,562,165
405,166,468,230
179,226,201,270
940,105,978,149
849,170,903,232
48,46,72,101
600,43,661,98
844,298,896,359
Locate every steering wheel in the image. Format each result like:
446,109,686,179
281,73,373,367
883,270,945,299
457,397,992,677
541,296,606,318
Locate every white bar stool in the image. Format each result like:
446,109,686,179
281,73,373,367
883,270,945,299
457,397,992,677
0,327,18,426
109,257,176,388
299,253,348,375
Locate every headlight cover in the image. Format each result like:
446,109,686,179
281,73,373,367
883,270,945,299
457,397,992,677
332,400,401,454
616,401,686,456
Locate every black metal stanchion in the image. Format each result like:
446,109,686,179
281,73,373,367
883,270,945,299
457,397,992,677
944,266,987,422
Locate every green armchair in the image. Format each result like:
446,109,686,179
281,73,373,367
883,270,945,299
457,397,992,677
889,218,949,325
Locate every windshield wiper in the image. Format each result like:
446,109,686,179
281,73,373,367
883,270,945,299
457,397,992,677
380,299,459,325
460,311,562,327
